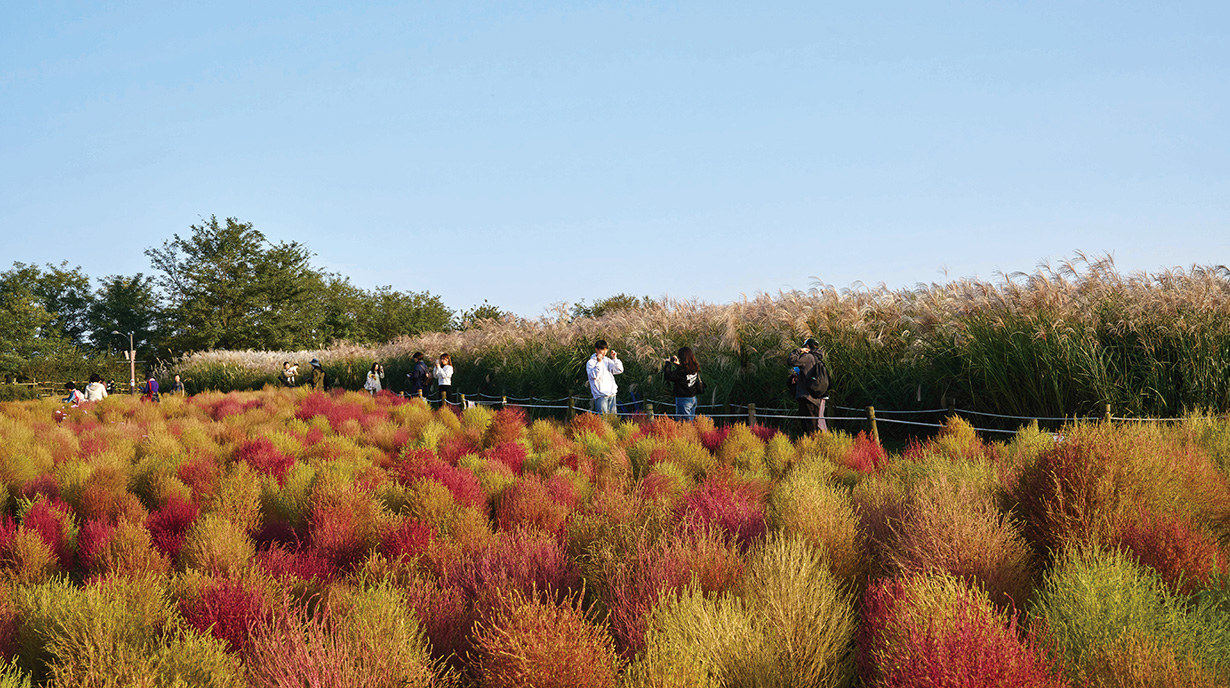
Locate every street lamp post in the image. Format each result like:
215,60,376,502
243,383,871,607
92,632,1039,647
112,331,135,394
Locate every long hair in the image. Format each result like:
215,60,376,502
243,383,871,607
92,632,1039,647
439,353,451,366
678,347,700,374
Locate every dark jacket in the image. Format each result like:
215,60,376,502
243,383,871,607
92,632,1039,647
787,348,827,401
311,365,325,390
663,361,702,398
408,361,431,396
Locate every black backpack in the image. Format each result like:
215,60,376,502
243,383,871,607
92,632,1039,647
808,352,830,397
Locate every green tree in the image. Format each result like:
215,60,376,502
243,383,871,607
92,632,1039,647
0,272,68,378
88,274,162,359
146,216,326,352
571,293,656,319
359,286,453,342
455,300,508,330
2,262,95,347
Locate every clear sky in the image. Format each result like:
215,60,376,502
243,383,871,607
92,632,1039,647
2,1,1227,317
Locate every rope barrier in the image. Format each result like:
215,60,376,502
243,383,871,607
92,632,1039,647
395,389,1225,434
956,408,1095,422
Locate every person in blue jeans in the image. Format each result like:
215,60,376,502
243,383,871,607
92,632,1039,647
586,339,624,415
663,346,704,421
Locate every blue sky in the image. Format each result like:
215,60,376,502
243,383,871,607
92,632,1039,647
2,1,1227,317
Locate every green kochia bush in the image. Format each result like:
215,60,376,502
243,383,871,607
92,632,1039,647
626,533,855,688
13,576,244,687
1028,547,1230,687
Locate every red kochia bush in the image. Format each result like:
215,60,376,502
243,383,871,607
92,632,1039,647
1114,512,1227,594
843,431,890,473
255,544,334,583
495,475,573,536
680,477,767,549
235,437,295,484
450,530,582,607
437,434,478,465
485,442,528,475
485,406,528,448
294,392,333,421
146,495,200,559
379,518,433,562
599,528,744,656
473,592,620,688
180,577,268,653
76,519,115,574
177,455,221,501
858,576,1068,688
700,426,731,453
420,461,487,512
19,474,60,502
22,500,73,569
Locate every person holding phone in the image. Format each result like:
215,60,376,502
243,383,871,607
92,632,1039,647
663,346,704,421
586,339,624,415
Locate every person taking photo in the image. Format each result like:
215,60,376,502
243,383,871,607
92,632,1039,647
662,346,704,421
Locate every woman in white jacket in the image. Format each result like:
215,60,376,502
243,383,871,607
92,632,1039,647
84,373,108,402
363,363,384,396
434,353,454,403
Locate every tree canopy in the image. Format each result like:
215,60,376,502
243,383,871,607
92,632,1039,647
0,215,495,379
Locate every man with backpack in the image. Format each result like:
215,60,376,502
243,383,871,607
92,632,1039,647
788,337,830,433
407,352,432,398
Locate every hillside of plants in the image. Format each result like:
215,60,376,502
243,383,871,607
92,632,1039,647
171,257,1230,422
0,388,1227,686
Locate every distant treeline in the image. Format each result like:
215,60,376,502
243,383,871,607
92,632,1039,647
171,255,1230,422
0,216,507,383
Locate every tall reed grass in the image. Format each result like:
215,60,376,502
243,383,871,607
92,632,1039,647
169,257,1230,421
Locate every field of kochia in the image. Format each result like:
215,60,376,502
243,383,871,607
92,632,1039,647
0,388,1228,687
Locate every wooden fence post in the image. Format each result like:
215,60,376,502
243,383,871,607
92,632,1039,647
502,395,507,410
867,406,879,445
748,403,757,427
646,402,654,420
1104,404,1112,422
459,393,466,409
567,396,575,421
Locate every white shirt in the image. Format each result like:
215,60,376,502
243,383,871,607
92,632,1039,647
434,364,453,386
84,382,107,401
586,353,624,399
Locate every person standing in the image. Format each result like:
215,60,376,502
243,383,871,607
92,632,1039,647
663,346,704,421
142,374,161,402
364,363,385,396
171,374,185,395
434,353,454,403
586,339,624,415
788,338,830,433
84,373,108,402
407,352,431,398
309,358,326,390
279,362,297,387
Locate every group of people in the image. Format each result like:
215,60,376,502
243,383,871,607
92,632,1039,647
586,336,831,432
282,353,456,400
62,372,185,406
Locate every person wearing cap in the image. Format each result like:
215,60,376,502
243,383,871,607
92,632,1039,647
309,358,325,390
586,339,624,415
788,337,830,433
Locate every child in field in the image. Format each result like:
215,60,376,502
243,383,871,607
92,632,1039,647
62,382,85,406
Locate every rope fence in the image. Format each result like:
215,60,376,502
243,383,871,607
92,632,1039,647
390,389,1226,439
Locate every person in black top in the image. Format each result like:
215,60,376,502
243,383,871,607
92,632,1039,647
788,338,829,433
663,346,703,421
407,352,431,398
